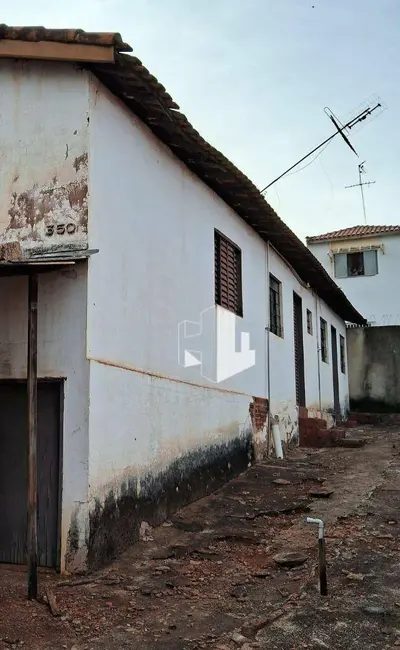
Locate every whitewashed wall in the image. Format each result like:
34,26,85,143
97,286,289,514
0,267,89,571
267,247,349,441
87,79,266,502
0,60,89,252
86,77,350,507
309,236,400,326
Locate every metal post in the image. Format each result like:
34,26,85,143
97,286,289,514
307,517,327,596
27,273,38,600
318,536,328,596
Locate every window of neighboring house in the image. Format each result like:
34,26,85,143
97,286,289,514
214,230,243,317
269,275,283,337
334,250,378,278
306,309,313,335
320,317,328,363
340,334,346,374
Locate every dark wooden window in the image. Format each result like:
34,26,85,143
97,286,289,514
320,317,328,363
340,334,346,374
269,275,283,337
306,309,313,335
214,230,243,316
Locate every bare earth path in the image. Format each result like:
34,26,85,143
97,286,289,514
1,425,400,650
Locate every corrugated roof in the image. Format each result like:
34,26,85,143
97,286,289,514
0,25,365,324
307,225,400,243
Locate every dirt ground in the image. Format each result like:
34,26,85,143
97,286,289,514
2,425,400,650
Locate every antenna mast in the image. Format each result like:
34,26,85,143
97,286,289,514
345,162,376,225
260,98,385,193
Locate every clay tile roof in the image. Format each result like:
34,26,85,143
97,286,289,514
307,225,400,243
0,24,132,51
0,25,365,325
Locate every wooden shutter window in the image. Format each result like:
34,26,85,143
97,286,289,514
214,231,243,317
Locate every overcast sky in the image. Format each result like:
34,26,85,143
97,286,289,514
3,0,399,239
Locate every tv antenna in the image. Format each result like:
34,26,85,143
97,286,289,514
345,161,376,225
260,96,385,194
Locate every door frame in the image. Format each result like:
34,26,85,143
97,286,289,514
0,377,64,570
330,326,341,422
293,292,306,407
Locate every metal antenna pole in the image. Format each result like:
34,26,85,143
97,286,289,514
345,161,376,225
260,102,382,194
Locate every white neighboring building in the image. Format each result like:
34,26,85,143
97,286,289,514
307,225,400,326
0,26,364,573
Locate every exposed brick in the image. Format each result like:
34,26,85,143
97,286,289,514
299,422,345,448
249,397,269,431
299,406,308,419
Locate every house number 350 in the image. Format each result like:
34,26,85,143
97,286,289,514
46,223,77,236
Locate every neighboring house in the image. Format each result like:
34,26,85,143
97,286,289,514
307,225,400,326
0,26,364,574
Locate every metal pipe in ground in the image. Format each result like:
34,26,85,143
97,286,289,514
306,517,327,596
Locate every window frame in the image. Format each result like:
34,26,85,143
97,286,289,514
320,317,328,363
334,250,378,279
269,274,283,338
214,229,243,317
306,308,313,335
340,334,346,374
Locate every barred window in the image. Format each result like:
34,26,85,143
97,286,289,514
320,318,328,363
214,230,243,316
269,275,283,337
340,334,346,374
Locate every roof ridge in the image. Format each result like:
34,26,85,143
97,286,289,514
307,225,400,243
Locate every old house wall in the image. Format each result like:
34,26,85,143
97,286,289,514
268,247,349,440
347,325,400,412
0,61,91,571
84,77,350,567
308,236,400,326
0,60,89,252
0,267,89,571
86,79,267,567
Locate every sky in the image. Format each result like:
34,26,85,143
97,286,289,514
2,0,399,240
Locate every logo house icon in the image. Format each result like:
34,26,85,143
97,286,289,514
178,305,255,383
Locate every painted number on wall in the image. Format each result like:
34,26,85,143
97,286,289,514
46,223,79,237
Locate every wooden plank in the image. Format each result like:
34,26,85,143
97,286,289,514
27,273,38,600
0,39,115,63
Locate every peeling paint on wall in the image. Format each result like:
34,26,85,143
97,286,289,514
0,60,90,252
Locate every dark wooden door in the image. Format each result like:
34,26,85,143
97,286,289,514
293,292,306,407
0,381,61,568
331,326,341,422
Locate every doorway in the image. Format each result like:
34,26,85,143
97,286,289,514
0,380,62,568
331,325,341,422
293,292,306,407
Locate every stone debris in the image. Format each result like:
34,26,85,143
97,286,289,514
309,487,334,498
273,551,308,568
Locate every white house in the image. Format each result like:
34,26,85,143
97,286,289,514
307,225,400,326
0,26,364,575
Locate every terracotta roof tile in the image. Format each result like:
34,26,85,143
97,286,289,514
307,225,400,243
0,25,365,324
0,24,132,51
